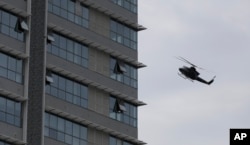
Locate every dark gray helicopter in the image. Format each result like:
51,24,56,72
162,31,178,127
177,57,216,85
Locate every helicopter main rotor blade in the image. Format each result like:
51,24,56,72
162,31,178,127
176,56,204,70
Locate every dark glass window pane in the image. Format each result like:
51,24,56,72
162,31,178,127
61,9,68,19
65,134,73,144
44,127,49,136
10,29,17,38
15,103,21,116
73,96,80,105
52,45,59,55
45,113,49,126
59,36,67,49
0,67,7,77
58,77,65,89
10,15,17,27
82,7,89,19
80,99,87,108
49,128,57,139
53,6,60,15
66,80,73,93
67,52,74,62
1,25,9,35
57,132,65,142
8,57,16,71
0,53,7,67
0,112,5,121
7,70,15,81
61,0,67,9
16,60,23,73
14,116,21,126
58,117,65,132
80,140,87,145
110,21,117,31
66,93,73,103
73,137,80,145
53,0,60,6
80,86,87,98
109,137,116,145
67,40,74,52
6,100,14,114
73,124,80,137
2,11,10,25
51,87,58,97
58,90,66,100
0,97,6,111
68,1,75,13
82,46,88,58
50,115,57,129
65,120,73,134
6,114,14,124
80,127,87,139
74,83,80,96
59,49,67,58
17,32,24,41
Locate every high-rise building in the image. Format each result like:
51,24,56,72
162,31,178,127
0,0,146,145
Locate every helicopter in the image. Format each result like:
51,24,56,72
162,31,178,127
176,56,216,85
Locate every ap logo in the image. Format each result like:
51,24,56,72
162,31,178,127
230,129,250,145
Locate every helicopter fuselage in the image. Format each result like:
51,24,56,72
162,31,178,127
179,66,199,80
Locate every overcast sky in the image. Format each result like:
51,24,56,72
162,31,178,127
137,0,250,145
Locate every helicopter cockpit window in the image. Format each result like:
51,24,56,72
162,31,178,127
114,60,127,74
113,99,126,113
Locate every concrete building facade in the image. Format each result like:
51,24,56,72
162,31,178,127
0,0,146,145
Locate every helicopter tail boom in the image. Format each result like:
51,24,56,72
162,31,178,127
196,76,216,85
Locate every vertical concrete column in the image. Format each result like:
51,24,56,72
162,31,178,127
27,0,47,145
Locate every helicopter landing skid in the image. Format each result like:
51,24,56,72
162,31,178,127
178,73,193,82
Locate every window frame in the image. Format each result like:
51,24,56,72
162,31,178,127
45,113,88,145
0,96,22,127
110,20,137,50
110,57,137,88
46,72,88,108
111,0,138,13
47,33,89,68
109,96,137,127
48,0,89,28
0,9,26,41
0,52,24,83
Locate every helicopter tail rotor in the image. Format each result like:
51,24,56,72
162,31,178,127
208,76,216,85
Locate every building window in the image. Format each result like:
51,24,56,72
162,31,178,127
109,96,137,127
110,58,137,88
46,72,88,108
45,113,88,145
109,136,134,145
110,20,137,50
111,0,137,13
0,9,26,41
48,0,89,28
0,96,22,127
47,33,89,68
0,141,12,145
0,52,23,83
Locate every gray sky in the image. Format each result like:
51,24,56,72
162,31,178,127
138,0,250,145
